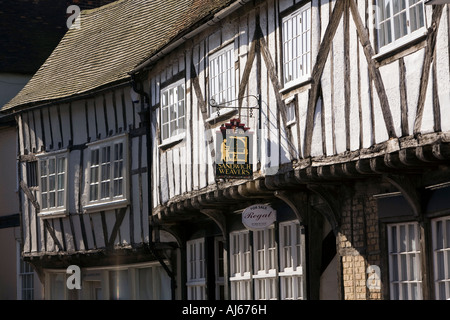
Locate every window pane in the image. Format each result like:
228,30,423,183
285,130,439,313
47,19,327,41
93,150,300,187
162,124,169,141
91,149,99,165
390,226,397,253
48,158,55,174
436,220,444,250
101,181,110,199
114,143,123,161
40,160,47,177
57,191,64,207
49,175,55,191
409,224,416,251
394,12,408,40
114,179,123,197
42,194,48,209
392,283,399,300
399,225,406,252
393,0,406,14
437,251,445,280
49,191,55,208
446,220,450,248
438,282,446,300
57,173,64,190
41,177,47,192
57,158,65,173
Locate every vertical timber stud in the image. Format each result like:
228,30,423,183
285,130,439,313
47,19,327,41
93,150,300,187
304,0,345,157
413,5,444,136
349,0,397,139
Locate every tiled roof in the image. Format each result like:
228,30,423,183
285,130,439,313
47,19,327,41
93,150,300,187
2,0,236,111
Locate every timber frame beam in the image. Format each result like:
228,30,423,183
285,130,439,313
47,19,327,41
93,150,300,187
152,136,450,225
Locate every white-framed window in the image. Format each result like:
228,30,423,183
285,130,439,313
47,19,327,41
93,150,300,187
432,216,450,300
85,134,128,212
286,101,296,127
376,0,426,51
37,151,68,217
186,238,207,300
387,222,422,300
282,3,312,87
160,79,186,144
209,44,236,116
253,227,277,300
230,221,307,300
279,221,306,300
230,230,252,300
46,262,171,300
17,250,34,300
109,269,130,300
45,271,78,300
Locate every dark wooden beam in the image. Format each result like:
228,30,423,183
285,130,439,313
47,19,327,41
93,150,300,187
304,0,345,157
349,0,396,139
413,5,444,135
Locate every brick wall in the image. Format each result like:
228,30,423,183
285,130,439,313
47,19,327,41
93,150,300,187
339,182,382,300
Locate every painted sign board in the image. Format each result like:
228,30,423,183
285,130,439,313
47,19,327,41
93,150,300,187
242,204,276,230
215,119,253,179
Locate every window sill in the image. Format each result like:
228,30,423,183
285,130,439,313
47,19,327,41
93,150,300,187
373,29,428,63
286,120,296,128
158,135,185,150
253,270,277,279
279,267,303,276
83,198,128,213
38,209,68,219
279,76,312,95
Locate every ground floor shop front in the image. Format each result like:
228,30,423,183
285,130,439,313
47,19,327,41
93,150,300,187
35,161,450,300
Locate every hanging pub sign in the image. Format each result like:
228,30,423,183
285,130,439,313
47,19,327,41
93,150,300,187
242,204,277,231
215,118,253,179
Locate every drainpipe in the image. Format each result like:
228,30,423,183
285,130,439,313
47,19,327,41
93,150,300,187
130,73,177,300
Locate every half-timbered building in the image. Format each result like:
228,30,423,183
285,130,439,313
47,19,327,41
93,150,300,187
2,0,450,300
130,0,450,300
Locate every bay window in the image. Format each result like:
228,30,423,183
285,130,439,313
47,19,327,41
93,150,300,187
432,216,450,300
387,222,422,300
279,221,306,300
85,134,128,212
253,227,277,300
230,230,252,300
229,220,306,300
38,151,68,217
186,238,207,300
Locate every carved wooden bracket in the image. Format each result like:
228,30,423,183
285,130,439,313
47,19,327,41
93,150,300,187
383,174,423,216
200,209,227,242
307,184,341,235
274,191,307,223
